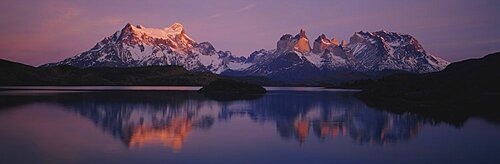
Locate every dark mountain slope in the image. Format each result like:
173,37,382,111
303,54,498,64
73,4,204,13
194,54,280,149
359,52,500,100
0,59,42,85
357,52,500,123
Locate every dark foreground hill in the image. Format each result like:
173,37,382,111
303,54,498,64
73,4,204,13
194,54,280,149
0,59,219,86
356,52,500,123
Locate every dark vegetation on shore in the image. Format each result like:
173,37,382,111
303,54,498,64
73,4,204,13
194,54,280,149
0,58,408,87
0,59,218,86
356,52,499,103
0,59,295,86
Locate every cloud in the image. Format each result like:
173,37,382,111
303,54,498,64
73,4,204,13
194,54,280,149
207,4,256,20
40,4,84,31
208,13,223,19
237,4,256,12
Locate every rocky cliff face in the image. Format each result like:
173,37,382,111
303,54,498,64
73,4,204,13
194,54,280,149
312,34,332,54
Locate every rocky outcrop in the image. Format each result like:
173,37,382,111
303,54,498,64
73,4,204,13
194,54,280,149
312,34,332,54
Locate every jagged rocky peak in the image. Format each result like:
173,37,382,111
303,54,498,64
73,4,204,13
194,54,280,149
277,34,294,52
296,29,307,38
169,22,184,31
349,30,423,52
293,29,311,54
315,34,330,43
195,42,216,54
120,23,135,35
122,22,195,53
312,34,332,54
196,42,215,51
350,30,407,45
341,40,347,47
246,49,275,64
347,30,449,73
331,37,339,46
276,29,312,54
349,31,371,45
168,22,188,36
119,22,192,41
279,34,294,41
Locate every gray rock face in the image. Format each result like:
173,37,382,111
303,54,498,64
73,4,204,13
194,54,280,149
312,34,331,54
277,34,295,53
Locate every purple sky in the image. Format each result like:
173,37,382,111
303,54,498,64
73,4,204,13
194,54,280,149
1,0,499,66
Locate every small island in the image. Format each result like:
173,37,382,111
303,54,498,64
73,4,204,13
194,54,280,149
198,79,267,95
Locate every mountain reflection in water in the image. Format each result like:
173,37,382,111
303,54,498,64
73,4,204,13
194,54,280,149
0,90,436,151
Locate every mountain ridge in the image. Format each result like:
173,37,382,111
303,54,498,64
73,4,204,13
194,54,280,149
42,22,450,82
42,23,251,74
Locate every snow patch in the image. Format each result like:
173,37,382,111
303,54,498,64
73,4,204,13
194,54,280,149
227,62,252,71
303,53,323,67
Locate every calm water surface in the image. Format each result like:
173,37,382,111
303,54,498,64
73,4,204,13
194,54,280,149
0,87,499,163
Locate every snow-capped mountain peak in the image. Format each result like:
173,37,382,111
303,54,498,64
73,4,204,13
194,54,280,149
168,22,185,32
42,22,250,73
347,30,449,73
122,22,188,39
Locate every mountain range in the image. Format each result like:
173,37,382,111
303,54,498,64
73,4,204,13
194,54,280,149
42,22,449,82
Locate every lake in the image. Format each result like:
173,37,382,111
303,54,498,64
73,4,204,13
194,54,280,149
0,87,499,163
